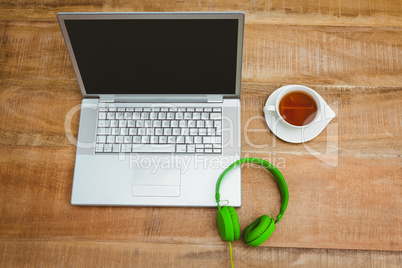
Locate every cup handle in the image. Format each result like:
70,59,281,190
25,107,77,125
263,105,276,112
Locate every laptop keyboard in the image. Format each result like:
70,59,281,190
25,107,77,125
95,107,222,154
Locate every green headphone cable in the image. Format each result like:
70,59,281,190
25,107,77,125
229,242,234,268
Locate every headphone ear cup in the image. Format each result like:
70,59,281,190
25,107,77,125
216,206,240,242
243,215,276,247
227,206,240,241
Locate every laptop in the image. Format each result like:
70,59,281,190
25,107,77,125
58,12,244,206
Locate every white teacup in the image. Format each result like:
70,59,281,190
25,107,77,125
264,85,322,128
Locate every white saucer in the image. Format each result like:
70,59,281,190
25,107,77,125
263,85,336,143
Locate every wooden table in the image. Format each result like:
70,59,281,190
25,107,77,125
1,1,401,267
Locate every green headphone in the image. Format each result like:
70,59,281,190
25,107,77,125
216,157,289,247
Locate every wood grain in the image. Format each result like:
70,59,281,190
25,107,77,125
1,240,401,268
1,0,401,266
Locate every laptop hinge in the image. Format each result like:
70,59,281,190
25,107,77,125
207,96,223,103
99,96,115,103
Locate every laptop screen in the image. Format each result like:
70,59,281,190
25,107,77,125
64,19,239,95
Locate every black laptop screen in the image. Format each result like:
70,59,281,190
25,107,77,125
64,19,239,95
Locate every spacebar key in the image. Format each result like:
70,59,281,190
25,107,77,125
131,144,176,153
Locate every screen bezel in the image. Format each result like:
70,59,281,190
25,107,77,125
58,12,244,100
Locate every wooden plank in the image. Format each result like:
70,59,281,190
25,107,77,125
0,147,400,251
0,240,401,268
1,1,402,27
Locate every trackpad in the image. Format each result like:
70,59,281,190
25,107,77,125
132,166,181,197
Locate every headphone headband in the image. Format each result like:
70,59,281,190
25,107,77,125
215,157,289,223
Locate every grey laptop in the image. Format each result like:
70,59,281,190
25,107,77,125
58,12,244,206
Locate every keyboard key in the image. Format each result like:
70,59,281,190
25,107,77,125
196,144,204,148
204,108,212,112
178,108,186,112
185,136,193,143
111,128,119,135
124,136,132,143
205,149,213,153
98,112,106,119
115,136,124,143
158,112,166,119
120,128,128,135
143,108,151,112
136,120,144,127
135,108,143,112
184,112,192,119
213,107,222,112
201,113,209,119
177,136,185,143
205,144,213,148
110,120,118,127
131,144,175,153
112,144,121,152
124,112,132,119
193,113,201,119
188,120,196,127
210,113,222,120
168,136,176,143
121,144,132,152
118,120,127,127
146,128,154,135
150,136,158,144
141,112,149,119
207,128,216,135
95,144,104,152
97,136,106,143
133,136,141,143
171,120,178,127
186,108,194,112
108,107,116,112
99,108,107,112
176,144,186,153
196,149,204,153
187,144,195,152
159,136,167,143
126,108,134,112
107,112,115,119
98,120,107,127
97,128,111,135
164,128,172,135
141,136,150,143
172,128,180,135
104,144,112,152
213,149,222,153
196,108,203,112
150,112,158,119
116,112,124,119
144,120,152,127
162,120,170,127
155,128,163,135
167,112,175,119
196,121,204,128
181,128,189,135
161,108,169,112
138,128,146,135
199,128,207,135
179,120,187,127
175,112,184,119
118,108,125,112
127,120,135,127
153,120,162,127
190,129,198,135
169,108,178,112
107,136,115,143
194,136,203,143
133,112,140,119
205,120,213,127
